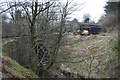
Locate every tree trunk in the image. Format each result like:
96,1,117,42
118,1,120,78
29,22,36,72
29,1,38,72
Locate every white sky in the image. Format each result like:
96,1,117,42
64,0,109,23
0,0,109,23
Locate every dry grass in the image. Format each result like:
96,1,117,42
53,32,118,78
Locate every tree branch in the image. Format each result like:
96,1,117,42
0,2,26,14
36,2,54,16
22,5,32,24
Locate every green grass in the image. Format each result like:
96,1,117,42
2,53,38,78
59,32,118,78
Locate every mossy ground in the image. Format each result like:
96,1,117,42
1,52,38,78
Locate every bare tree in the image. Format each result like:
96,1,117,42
1,0,85,77
44,0,85,72
19,1,54,72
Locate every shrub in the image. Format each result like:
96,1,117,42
99,13,117,32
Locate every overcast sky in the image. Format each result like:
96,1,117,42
64,0,109,23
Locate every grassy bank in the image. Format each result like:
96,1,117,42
56,32,118,78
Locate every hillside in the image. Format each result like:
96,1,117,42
1,52,38,79
52,32,119,78
1,31,119,79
